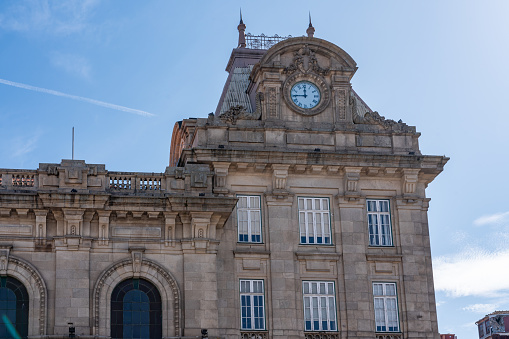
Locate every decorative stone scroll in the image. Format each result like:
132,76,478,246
218,92,263,125
213,162,230,195
344,167,362,199
271,164,290,195
283,45,330,76
402,169,420,199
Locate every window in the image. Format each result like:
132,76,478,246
240,280,265,330
373,282,399,332
303,281,337,332
0,277,28,339
485,320,490,336
367,199,393,246
237,196,262,243
478,323,484,338
111,278,162,339
298,197,331,244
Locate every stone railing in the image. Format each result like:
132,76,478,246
0,171,37,189
108,172,164,192
241,332,268,339
304,333,339,339
375,333,403,339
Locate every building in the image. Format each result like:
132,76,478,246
0,18,447,339
476,311,509,339
440,334,457,339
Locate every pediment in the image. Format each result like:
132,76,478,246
251,37,357,81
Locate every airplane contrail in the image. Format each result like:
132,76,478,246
0,78,155,117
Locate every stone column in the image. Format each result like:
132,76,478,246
53,209,91,336
338,196,372,337
265,194,300,338
181,212,219,337
395,197,438,338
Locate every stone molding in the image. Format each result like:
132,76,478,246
6,254,47,336
92,257,181,337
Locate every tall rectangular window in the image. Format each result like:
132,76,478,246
373,282,399,332
298,197,331,244
237,196,262,243
240,280,265,330
367,199,393,246
303,281,337,332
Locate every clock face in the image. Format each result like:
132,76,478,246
290,81,321,109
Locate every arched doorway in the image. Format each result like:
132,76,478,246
111,278,162,339
0,276,29,339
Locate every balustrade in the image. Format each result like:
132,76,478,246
108,173,163,192
304,333,339,339
241,332,268,339
375,334,403,339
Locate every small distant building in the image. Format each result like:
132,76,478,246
476,311,509,339
440,334,457,339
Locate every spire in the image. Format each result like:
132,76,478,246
237,9,246,48
306,12,315,38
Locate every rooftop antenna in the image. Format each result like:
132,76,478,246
72,127,75,160
306,11,315,38
238,8,246,48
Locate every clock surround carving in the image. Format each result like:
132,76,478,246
283,72,330,116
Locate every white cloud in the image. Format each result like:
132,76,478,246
0,78,154,117
474,211,509,226
463,303,499,314
50,52,91,79
0,0,100,35
434,248,509,298
12,132,42,158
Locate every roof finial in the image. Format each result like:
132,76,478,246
306,11,315,38
237,8,246,48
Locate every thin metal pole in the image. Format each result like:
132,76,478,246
72,127,74,160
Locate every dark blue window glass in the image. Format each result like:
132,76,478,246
0,277,29,339
111,279,162,339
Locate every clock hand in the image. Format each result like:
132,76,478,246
303,86,307,98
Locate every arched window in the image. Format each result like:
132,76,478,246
0,276,29,339
111,278,162,339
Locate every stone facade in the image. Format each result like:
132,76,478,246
0,22,447,339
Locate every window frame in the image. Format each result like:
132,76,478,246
366,199,394,247
110,278,162,339
298,197,332,245
236,195,263,243
373,282,400,333
302,281,338,332
239,279,266,331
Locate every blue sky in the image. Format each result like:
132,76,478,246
1,1,509,338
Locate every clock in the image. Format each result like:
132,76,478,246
290,81,321,109
283,74,330,116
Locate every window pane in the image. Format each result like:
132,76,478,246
303,281,336,332
373,283,399,333
240,280,265,330
237,196,262,243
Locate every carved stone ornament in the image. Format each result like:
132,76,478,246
282,45,331,116
351,94,412,132
283,45,330,76
0,247,10,274
219,92,264,125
